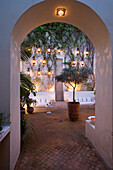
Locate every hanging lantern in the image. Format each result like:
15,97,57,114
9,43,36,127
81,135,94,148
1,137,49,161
79,61,85,67
47,48,51,54
37,48,41,54
26,68,30,76
71,60,77,67
76,48,80,56
37,67,41,76
57,49,61,54
32,56,36,65
42,57,46,66
48,71,52,76
84,48,89,56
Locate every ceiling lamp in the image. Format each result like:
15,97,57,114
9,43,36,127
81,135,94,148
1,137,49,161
56,8,66,16
84,48,89,56
37,48,41,54
32,56,36,65
79,61,85,67
71,60,77,67
26,68,30,76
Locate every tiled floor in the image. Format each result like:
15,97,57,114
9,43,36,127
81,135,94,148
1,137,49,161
15,105,110,170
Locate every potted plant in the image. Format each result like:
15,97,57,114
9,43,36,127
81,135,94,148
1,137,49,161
20,73,36,114
56,66,93,121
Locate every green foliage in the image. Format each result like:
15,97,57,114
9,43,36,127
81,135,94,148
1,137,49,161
0,113,10,129
21,22,94,69
56,67,93,86
20,73,36,107
56,67,93,102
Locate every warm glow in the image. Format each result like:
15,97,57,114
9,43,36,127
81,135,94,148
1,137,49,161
75,48,80,55
56,8,66,16
51,98,55,102
48,71,51,76
32,60,36,65
84,50,89,56
48,86,54,92
71,60,77,67
37,48,41,54
57,49,61,54
42,59,46,66
26,68,30,76
47,48,51,54
26,47,31,51
32,56,36,65
37,71,41,76
79,61,85,67
65,98,69,102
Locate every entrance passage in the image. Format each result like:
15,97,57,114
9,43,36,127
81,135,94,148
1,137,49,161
15,105,109,170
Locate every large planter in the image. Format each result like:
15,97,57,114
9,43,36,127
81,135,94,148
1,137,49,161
68,102,80,121
27,107,34,114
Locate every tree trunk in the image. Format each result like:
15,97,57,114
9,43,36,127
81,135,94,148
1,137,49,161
73,87,75,103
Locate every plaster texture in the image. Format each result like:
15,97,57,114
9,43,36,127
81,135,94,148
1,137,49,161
0,0,113,169
55,58,64,101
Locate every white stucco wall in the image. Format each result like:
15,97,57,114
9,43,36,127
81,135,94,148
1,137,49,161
0,0,113,169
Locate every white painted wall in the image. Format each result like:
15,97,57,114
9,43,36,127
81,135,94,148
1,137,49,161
0,0,113,169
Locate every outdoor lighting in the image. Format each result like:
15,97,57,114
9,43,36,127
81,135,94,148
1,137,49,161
37,67,41,76
26,47,31,52
56,8,66,16
27,68,30,76
47,48,51,54
79,61,85,67
76,48,80,55
32,56,36,65
57,49,61,54
71,60,77,67
42,57,46,66
37,48,41,54
48,71,52,76
84,48,89,56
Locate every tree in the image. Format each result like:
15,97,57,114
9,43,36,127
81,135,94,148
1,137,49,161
55,67,93,102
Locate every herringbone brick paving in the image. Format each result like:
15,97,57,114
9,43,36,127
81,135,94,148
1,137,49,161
15,105,110,170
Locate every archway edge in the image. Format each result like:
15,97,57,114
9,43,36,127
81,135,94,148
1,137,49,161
10,0,113,169
12,0,111,49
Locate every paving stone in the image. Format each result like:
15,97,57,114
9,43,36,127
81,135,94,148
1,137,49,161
15,105,110,170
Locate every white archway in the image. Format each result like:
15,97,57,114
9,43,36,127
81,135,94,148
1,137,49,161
9,0,113,169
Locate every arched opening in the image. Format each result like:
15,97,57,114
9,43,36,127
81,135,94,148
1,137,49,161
10,0,112,169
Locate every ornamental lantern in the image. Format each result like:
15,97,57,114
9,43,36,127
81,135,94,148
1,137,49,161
37,48,41,54
26,68,30,76
79,61,85,67
71,60,77,67
42,57,46,66
37,67,41,76
32,56,36,65
47,48,51,54
84,48,89,56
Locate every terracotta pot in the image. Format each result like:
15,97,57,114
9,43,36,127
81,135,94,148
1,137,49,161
68,102,80,121
27,107,34,114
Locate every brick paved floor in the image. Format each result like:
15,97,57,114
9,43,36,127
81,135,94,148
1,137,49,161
15,105,110,170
